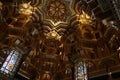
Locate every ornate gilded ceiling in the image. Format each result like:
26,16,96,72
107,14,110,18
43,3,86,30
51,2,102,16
0,0,120,80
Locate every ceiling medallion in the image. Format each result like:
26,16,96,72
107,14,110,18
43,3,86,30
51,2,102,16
41,0,73,26
47,0,66,23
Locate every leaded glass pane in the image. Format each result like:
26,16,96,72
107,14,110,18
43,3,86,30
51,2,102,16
0,49,22,75
75,62,87,80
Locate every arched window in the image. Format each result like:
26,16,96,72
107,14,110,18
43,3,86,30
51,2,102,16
75,62,87,80
0,49,22,75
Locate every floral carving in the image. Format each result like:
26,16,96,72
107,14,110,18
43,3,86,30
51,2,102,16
47,0,66,23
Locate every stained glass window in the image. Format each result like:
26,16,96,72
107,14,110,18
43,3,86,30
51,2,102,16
0,49,22,75
75,62,87,80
